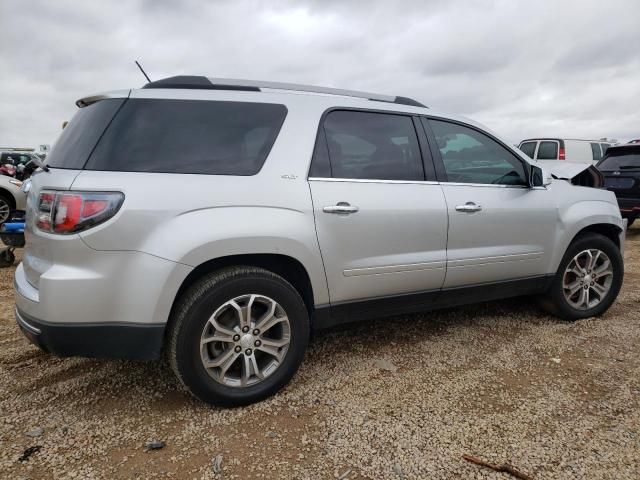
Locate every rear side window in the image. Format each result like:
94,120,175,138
519,141,537,158
590,142,602,161
322,110,423,181
537,141,558,160
47,99,126,169
86,99,287,175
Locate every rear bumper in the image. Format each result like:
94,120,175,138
15,307,164,360
617,197,640,217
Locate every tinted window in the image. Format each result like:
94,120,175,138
590,142,602,161
598,152,640,171
429,120,527,185
322,111,423,181
86,99,287,175
600,144,610,156
519,141,536,158
537,141,558,160
308,130,331,177
47,99,126,169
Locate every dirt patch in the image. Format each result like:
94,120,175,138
1,231,640,479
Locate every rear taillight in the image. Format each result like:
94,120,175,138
35,190,124,234
559,147,566,160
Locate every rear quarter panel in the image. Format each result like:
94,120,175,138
72,94,331,306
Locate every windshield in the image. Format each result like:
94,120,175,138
598,152,640,171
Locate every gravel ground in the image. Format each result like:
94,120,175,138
1,228,639,480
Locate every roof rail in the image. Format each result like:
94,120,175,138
142,76,427,108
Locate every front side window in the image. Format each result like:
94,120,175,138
519,141,537,158
537,141,558,160
429,119,527,185
322,110,424,181
86,99,287,175
591,142,602,161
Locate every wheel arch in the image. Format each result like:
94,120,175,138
169,253,316,322
0,187,16,209
570,222,622,249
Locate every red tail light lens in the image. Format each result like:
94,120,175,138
35,190,124,234
559,147,566,160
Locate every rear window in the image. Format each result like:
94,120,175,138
47,99,126,169
598,151,640,171
537,141,558,160
519,141,536,158
85,99,287,175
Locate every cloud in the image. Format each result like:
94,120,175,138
1,0,639,149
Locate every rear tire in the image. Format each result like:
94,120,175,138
542,233,623,321
168,267,310,407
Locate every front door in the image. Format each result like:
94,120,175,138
309,110,448,305
424,118,558,288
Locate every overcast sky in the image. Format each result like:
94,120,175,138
1,0,639,150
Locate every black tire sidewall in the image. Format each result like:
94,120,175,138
173,273,309,406
550,234,623,320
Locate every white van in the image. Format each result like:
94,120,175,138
519,138,612,164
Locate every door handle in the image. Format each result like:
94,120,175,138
323,202,359,215
455,202,482,213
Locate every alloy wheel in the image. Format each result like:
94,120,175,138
562,249,614,310
200,294,291,387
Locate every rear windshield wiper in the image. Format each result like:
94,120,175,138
618,165,640,170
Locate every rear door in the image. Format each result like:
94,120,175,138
309,109,448,307
424,118,558,288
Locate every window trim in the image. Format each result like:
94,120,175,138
307,106,436,182
421,116,531,187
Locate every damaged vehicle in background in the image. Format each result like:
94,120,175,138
598,144,640,227
14,76,626,406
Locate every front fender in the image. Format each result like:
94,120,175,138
550,199,623,272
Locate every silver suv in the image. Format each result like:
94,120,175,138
15,76,625,406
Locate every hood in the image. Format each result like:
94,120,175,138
541,161,592,180
539,161,603,188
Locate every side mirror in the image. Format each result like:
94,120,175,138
530,165,552,187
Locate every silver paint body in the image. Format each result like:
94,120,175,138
14,85,624,327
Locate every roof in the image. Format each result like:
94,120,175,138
141,75,427,108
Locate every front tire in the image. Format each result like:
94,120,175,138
543,233,623,321
168,267,310,407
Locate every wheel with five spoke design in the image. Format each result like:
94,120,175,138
544,233,623,321
169,267,309,406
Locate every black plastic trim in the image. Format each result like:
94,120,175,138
16,308,164,361
313,274,554,329
143,75,260,91
393,96,427,108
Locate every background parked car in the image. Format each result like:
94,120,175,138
597,143,640,227
519,138,612,164
0,175,26,224
628,139,640,144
